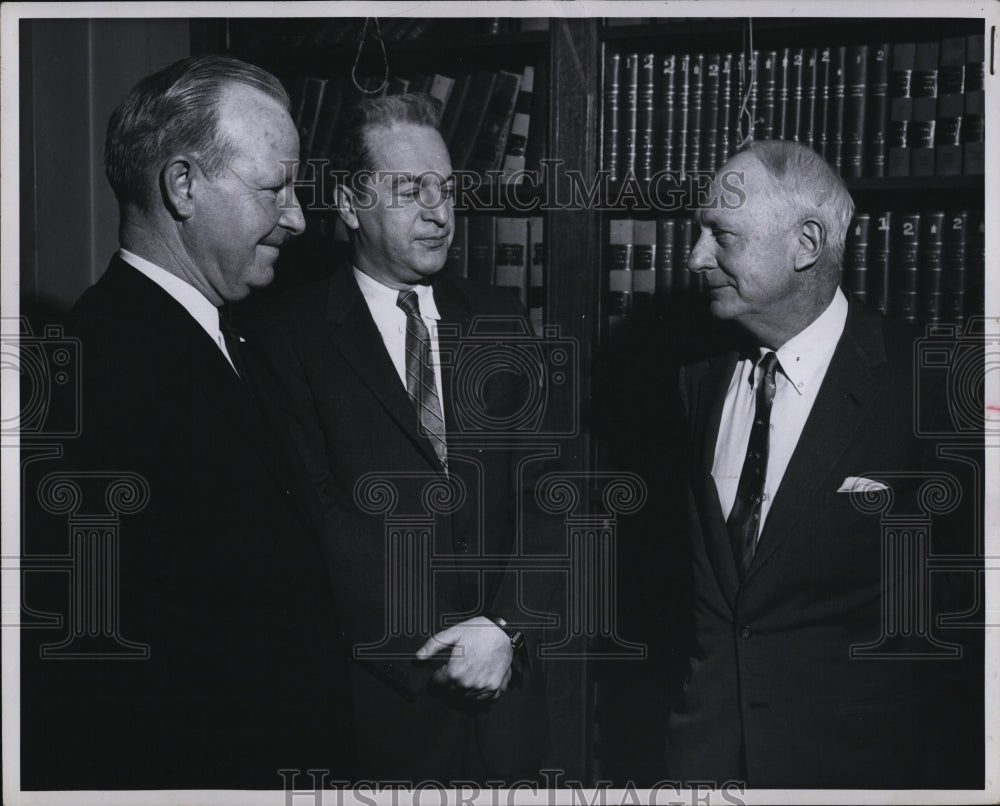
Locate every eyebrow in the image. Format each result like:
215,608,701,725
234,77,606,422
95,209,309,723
388,173,456,188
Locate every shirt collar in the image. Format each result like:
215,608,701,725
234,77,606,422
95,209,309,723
353,266,441,320
118,248,220,335
755,288,848,395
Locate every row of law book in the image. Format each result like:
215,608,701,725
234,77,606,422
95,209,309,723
294,17,551,49
445,215,546,334
290,63,547,182
602,34,985,181
606,210,984,327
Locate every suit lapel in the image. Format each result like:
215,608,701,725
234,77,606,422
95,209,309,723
691,351,742,608
324,267,444,471
746,301,886,581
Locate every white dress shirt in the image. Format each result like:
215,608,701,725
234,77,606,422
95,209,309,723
118,248,238,372
353,268,447,415
712,288,849,530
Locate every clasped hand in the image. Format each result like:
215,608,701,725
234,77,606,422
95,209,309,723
416,616,513,701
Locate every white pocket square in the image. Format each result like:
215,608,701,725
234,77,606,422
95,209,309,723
837,476,890,493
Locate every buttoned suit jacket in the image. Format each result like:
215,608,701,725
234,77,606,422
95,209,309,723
250,265,552,781
665,296,981,788
20,257,352,790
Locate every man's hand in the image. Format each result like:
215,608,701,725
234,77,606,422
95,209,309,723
416,616,513,700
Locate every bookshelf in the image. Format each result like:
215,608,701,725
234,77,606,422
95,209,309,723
205,12,987,785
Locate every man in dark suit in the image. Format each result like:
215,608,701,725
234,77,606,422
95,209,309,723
20,55,351,790
251,93,553,783
666,140,981,788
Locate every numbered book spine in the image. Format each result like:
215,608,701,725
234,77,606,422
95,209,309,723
892,212,921,322
701,53,721,171
827,46,847,173
757,50,778,140
866,44,891,177
674,55,691,176
775,47,791,140
655,219,676,296
844,213,870,302
636,54,656,182
919,211,945,325
608,219,634,317
800,48,819,149
966,212,985,317
603,53,621,181
942,210,967,325
843,45,868,178
656,55,677,174
717,54,734,166
816,47,832,159
686,54,705,174
871,211,893,315
787,48,804,142
621,53,640,180
494,217,529,305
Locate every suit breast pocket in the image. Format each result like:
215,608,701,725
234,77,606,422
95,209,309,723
823,491,885,511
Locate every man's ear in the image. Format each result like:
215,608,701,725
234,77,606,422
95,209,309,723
334,185,360,231
793,218,825,272
161,155,198,220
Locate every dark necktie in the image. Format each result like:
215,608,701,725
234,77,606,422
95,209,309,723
396,290,448,470
217,310,249,381
727,351,780,580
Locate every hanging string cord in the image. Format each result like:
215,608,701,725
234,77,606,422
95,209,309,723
352,18,389,94
736,17,756,150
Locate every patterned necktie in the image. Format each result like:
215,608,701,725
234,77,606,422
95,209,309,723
727,351,780,580
218,310,248,381
396,289,448,470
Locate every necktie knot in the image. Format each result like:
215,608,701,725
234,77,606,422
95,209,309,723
397,289,421,318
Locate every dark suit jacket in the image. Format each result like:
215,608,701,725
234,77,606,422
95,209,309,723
665,297,982,788
249,266,553,782
20,257,352,790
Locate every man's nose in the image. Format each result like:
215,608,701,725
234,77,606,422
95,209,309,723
687,227,714,273
423,195,451,227
279,188,307,236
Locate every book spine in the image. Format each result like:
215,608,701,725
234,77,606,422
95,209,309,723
936,38,965,177
866,44,891,178
673,218,694,295
701,53,721,171
963,34,985,175
919,211,945,324
637,53,656,182
800,48,819,149
450,71,498,171
871,211,892,315
603,53,621,181
893,212,921,322
445,216,469,279
528,216,545,334
501,66,534,184
787,48,804,141
494,217,530,305
608,218,634,317
428,74,456,123
686,54,704,174
910,41,940,177
843,45,868,178
844,213,870,302
827,46,847,173
717,53,733,166
524,58,548,174
469,71,523,174
775,47,791,140
941,210,968,325
621,53,640,180
674,54,691,176
439,73,472,148
632,219,657,314
467,215,497,285
816,47,832,158
657,55,677,174
655,219,676,296
966,211,985,317
757,50,778,140
888,43,916,177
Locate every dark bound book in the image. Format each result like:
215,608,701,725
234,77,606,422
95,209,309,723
787,48,804,141
936,38,966,176
528,216,545,334
637,53,657,182
524,58,549,174
608,218,635,317
919,211,945,324
450,71,498,171
444,216,469,278
888,43,916,176
439,72,473,148
844,213,870,302
941,210,968,325
910,41,940,176
686,54,705,174
816,47,832,158
469,71,523,175
893,212,921,322
866,44,891,177
701,53,721,171
871,211,893,315
775,47,791,140
620,53,640,180
800,47,819,148
632,219,657,313
963,34,985,175
757,50,778,140
827,46,847,173
842,45,868,178
674,218,694,295
603,53,621,181
502,66,534,183
467,215,497,285
966,211,984,317
494,217,529,305
655,218,676,296
674,54,691,176
657,54,677,174
717,53,734,166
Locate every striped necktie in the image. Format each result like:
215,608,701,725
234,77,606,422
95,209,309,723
727,351,780,580
396,289,448,471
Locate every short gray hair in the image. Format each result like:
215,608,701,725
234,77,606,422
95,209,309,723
105,54,290,205
739,140,855,266
333,92,443,183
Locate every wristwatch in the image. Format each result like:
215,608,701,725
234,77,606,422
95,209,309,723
487,615,526,653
